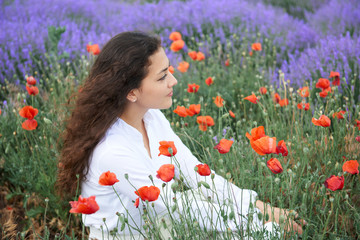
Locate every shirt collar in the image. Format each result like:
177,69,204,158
112,109,154,139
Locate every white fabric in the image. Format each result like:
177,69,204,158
81,109,276,238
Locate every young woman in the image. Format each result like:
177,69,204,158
56,31,304,239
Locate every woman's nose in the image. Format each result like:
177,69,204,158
168,73,178,87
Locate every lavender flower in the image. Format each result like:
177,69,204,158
1,0,317,83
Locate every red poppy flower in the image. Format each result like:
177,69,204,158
177,61,189,73
214,139,234,154
99,171,119,186
169,66,174,74
186,104,201,116
304,103,310,111
356,136,360,142
187,83,199,93
319,90,328,98
213,96,224,107
170,40,185,52
229,110,235,118
246,126,266,142
315,78,330,90
259,87,267,95
275,140,288,156
297,103,310,111
279,98,289,107
169,32,182,41
356,120,360,130
86,44,100,55
312,115,331,127
196,52,205,61
196,164,211,176
173,106,188,117
156,164,175,182
134,198,140,208
69,195,100,214
135,186,160,202
249,51,253,56
298,86,309,98
267,158,283,174
188,51,197,61
251,43,262,51
244,94,258,104
225,59,230,66
250,136,277,156
196,116,215,126
26,76,36,85
342,160,359,174
329,71,340,86
205,77,213,86
19,106,38,120
158,141,177,157
196,116,214,131
333,110,346,120
22,119,38,130
273,93,281,103
26,85,39,96
324,175,344,191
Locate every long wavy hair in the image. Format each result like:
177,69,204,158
56,31,161,198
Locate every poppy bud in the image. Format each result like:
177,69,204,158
226,172,232,179
171,204,177,213
43,117,52,125
171,181,178,191
200,181,210,189
229,211,235,220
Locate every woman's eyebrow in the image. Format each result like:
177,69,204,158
158,60,171,74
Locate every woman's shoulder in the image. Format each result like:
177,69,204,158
147,109,170,125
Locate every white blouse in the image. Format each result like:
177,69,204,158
81,109,267,236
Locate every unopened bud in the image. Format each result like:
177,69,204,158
43,117,52,125
225,172,231,180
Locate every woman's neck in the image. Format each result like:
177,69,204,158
119,104,148,132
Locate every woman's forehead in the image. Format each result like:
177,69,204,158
147,48,169,73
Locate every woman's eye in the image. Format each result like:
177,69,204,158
159,74,167,81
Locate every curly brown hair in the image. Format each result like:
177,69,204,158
56,31,161,198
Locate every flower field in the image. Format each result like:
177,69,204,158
0,0,360,239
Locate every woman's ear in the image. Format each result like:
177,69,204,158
126,90,138,103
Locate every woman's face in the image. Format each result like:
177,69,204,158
131,48,178,110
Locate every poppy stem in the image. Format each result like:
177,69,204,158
320,200,333,240
111,185,145,237
81,215,86,240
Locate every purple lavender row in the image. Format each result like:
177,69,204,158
1,0,359,85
